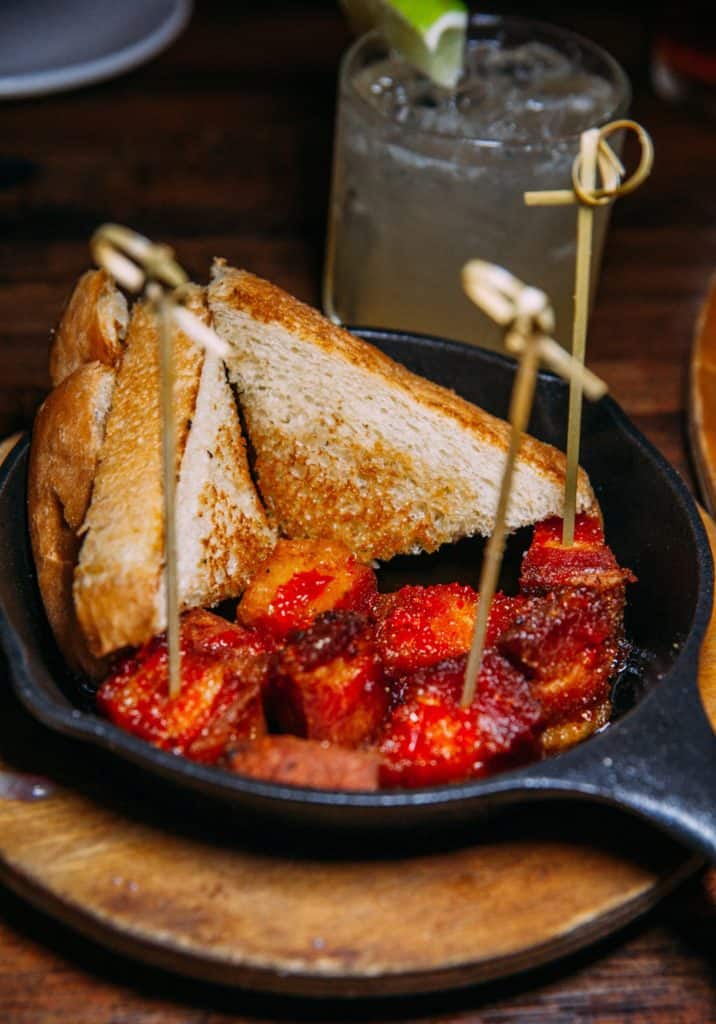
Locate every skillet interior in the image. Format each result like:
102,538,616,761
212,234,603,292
0,330,711,832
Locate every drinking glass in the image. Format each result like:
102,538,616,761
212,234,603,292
323,15,631,350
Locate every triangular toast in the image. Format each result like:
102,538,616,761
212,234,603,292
208,262,597,563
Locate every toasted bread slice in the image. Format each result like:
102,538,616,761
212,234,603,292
208,262,598,562
173,344,277,612
50,269,129,386
28,361,116,677
74,286,275,657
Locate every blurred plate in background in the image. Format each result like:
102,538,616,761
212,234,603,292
0,0,192,100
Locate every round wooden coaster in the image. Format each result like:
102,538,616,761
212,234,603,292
0,782,699,997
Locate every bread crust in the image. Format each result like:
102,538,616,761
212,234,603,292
50,269,128,387
73,286,276,657
73,292,204,656
209,263,598,561
27,361,116,677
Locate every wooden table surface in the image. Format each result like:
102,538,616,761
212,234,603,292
0,3,714,1021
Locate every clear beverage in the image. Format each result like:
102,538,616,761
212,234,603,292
323,16,631,350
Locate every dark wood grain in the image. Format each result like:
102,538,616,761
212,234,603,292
0,2,714,1020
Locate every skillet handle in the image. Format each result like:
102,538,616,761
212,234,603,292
523,672,716,863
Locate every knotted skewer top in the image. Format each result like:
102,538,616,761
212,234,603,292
91,224,188,293
462,261,607,402
524,119,654,209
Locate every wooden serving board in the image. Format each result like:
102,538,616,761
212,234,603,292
689,272,716,516
0,441,714,997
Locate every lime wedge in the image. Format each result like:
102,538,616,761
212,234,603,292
339,0,468,89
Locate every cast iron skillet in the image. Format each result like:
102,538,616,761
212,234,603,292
1,330,715,859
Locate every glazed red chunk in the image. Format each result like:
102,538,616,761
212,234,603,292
180,605,276,659
97,608,270,764
265,611,388,747
226,735,380,791
379,654,542,789
374,584,525,678
521,514,635,632
237,538,377,640
496,590,618,753
522,514,610,590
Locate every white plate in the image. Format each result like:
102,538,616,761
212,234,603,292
0,0,192,100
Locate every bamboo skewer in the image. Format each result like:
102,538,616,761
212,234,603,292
563,127,599,546
524,119,653,546
460,261,607,707
461,320,540,707
152,284,182,700
91,224,230,698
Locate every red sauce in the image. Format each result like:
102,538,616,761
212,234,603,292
270,569,335,632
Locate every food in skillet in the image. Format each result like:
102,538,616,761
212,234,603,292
96,517,633,788
28,266,633,790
